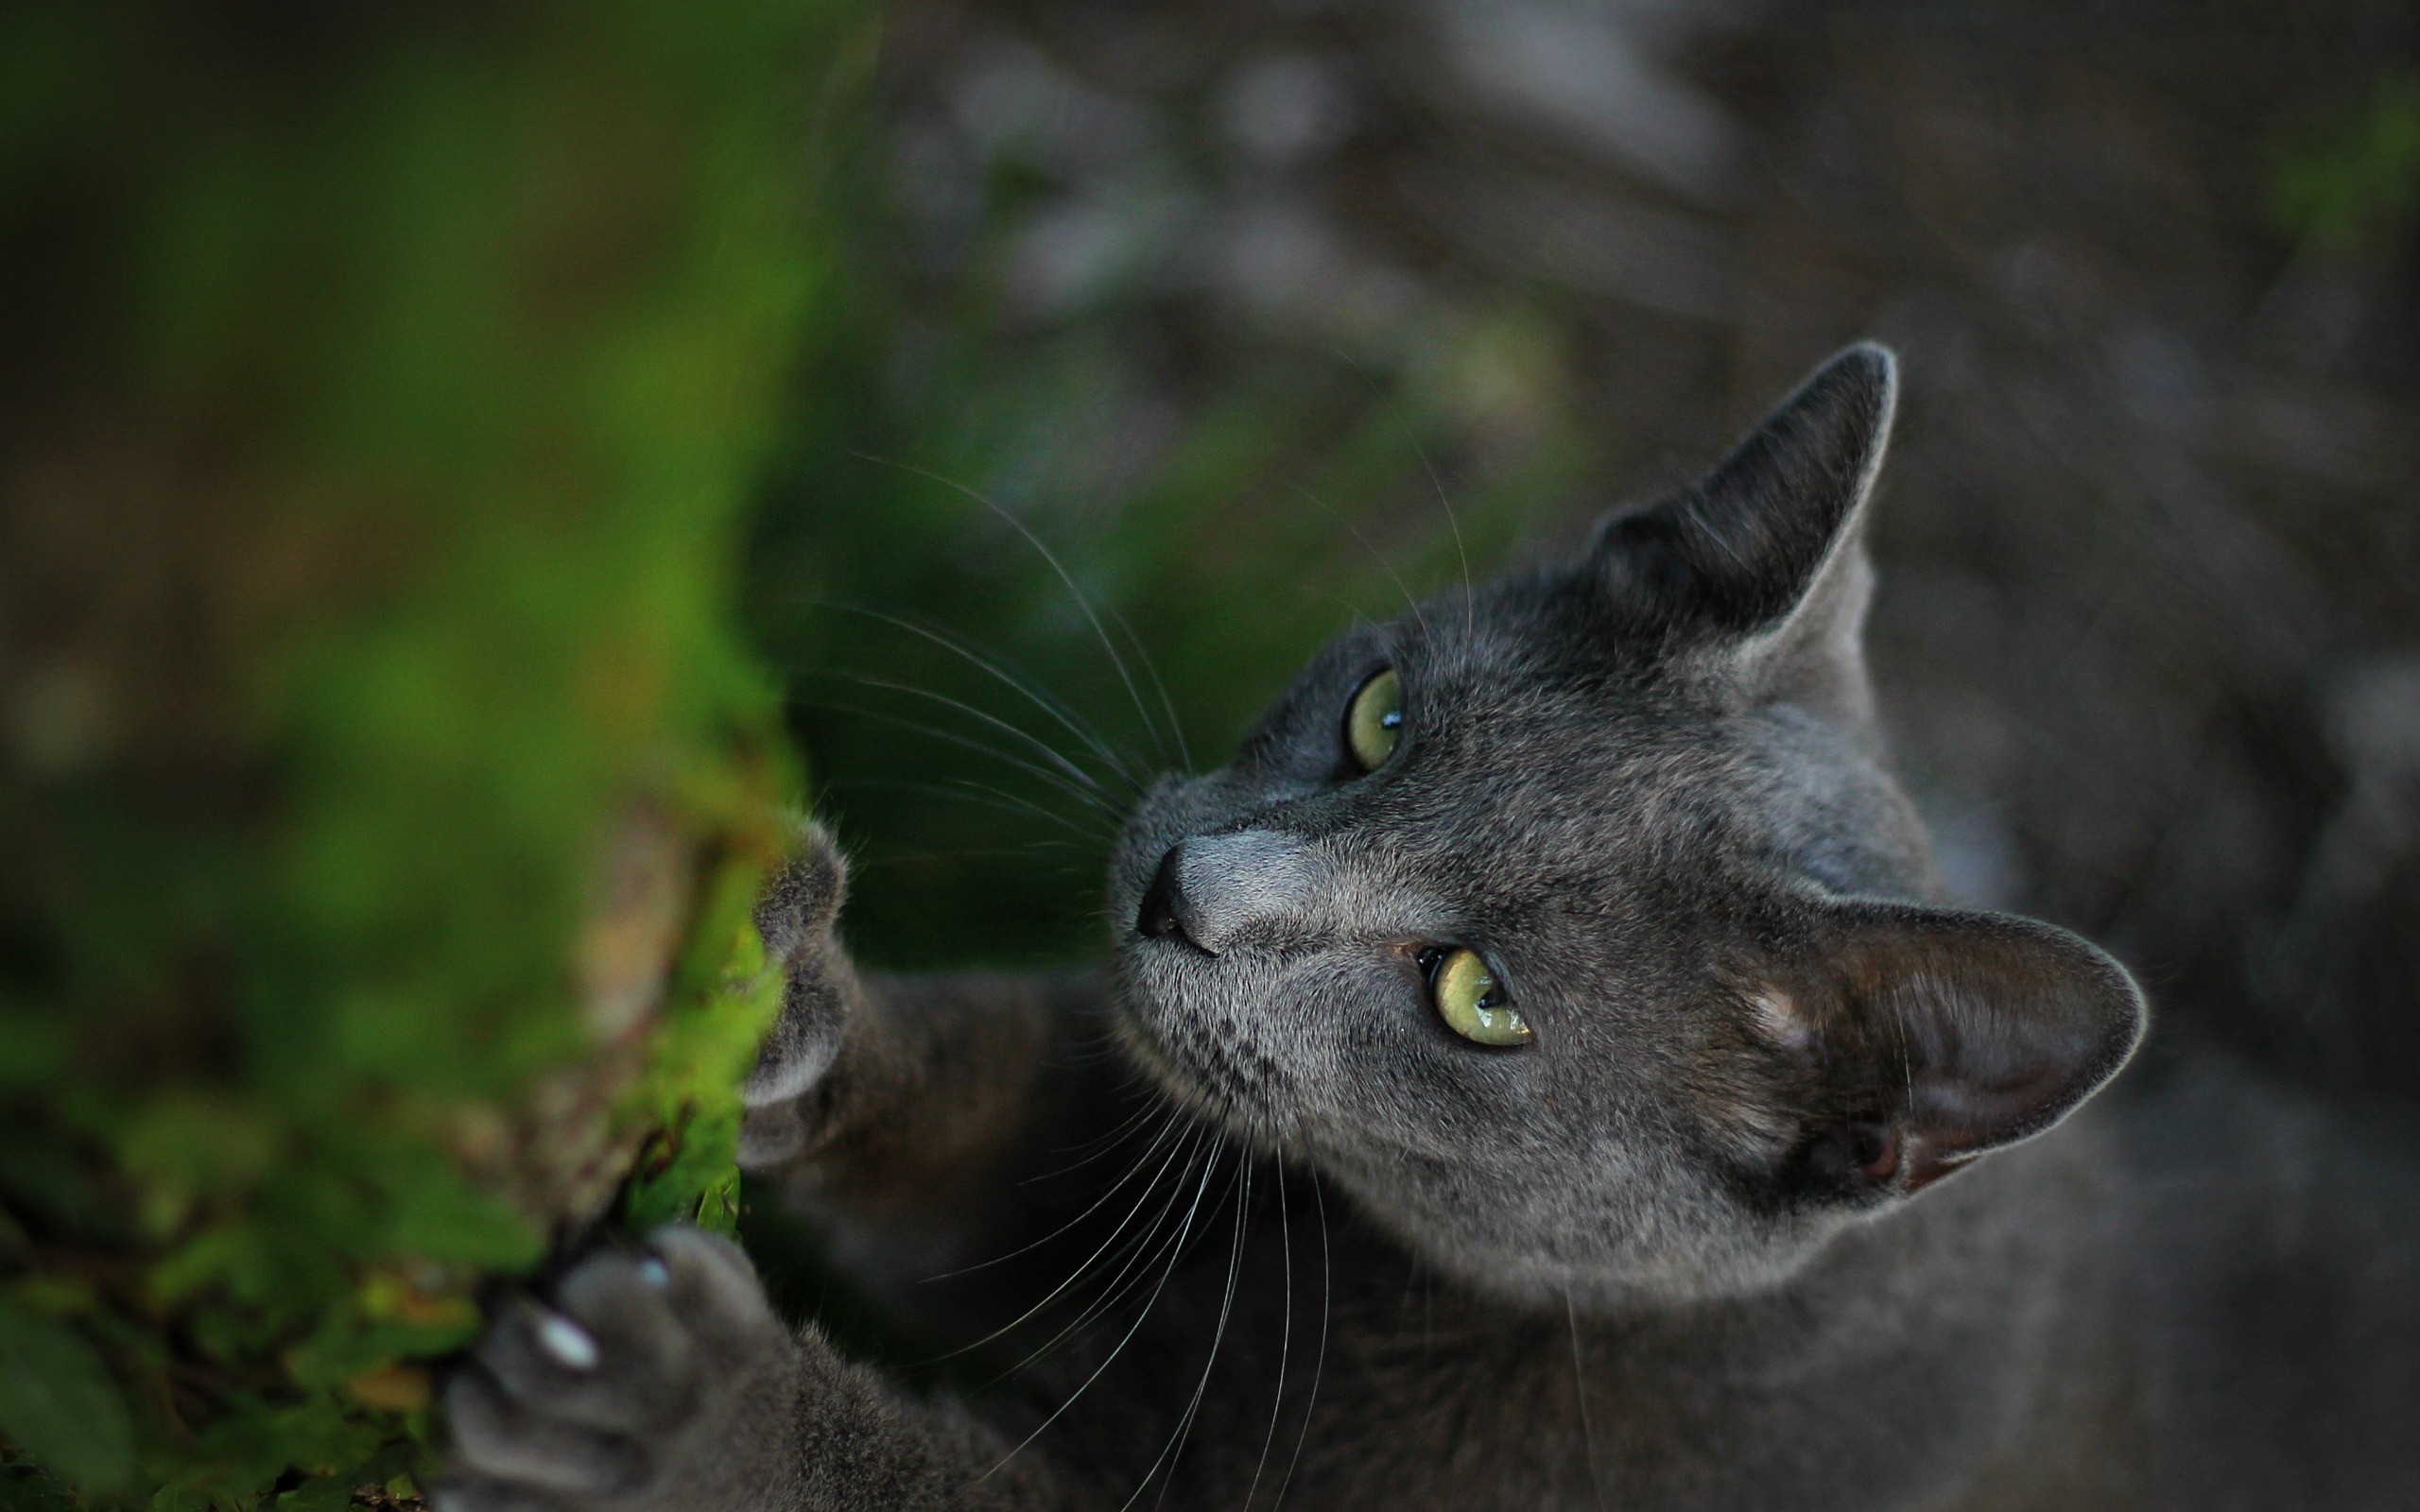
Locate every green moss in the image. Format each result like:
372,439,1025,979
0,3,863,1504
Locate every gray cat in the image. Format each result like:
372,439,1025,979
438,347,2420,1511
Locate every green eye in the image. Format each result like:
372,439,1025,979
1429,947,1531,1046
1345,668,1404,772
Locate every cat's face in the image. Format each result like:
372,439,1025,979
1108,347,2146,1305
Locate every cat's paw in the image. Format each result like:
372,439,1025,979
737,820,856,1169
437,1228,798,1512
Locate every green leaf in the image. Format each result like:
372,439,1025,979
275,1477,357,1512
384,1169,543,1271
0,1297,135,1496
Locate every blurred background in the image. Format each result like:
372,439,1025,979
769,0,2420,1101
4,0,2418,1504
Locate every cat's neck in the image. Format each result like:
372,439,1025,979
1581,1105,2115,1333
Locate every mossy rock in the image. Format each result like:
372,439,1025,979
0,3,863,1504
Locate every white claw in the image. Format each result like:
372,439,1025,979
535,1312,600,1370
635,1257,671,1290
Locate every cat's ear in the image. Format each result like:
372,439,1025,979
1592,344,1896,724
1762,900,2145,1198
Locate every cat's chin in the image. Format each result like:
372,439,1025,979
1330,1173,1844,1314
1418,1225,1824,1312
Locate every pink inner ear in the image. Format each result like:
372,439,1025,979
1898,1134,1983,1194
1809,901,2148,1194
1748,988,1811,1050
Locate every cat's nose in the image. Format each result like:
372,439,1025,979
1135,832,1316,954
1136,848,1194,947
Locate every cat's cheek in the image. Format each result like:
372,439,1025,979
1107,946,1209,1073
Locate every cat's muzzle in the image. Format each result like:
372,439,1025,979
1133,830,1319,954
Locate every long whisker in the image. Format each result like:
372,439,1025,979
1410,427,1477,639
1333,348,1476,635
825,670,1124,804
1098,594,1192,774
963,1132,1230,1489
804,599,1150,793
1028,1095,1175,1184
1566,1291,1607,1512
1295,587,1383,639
1288,480,1431,642
994,1124,1223,1378
974,1121,1227,1389
1272,1170,1330,1512
1133,1154,1253,1512
919,1110,1192,1299
940,779,1119,843
1243,1152,1294,1512
789,697,1123,822
818,778,1115,844
856,843,1086,868
1050,1021,1150,1071
846,453,1176,770
796,687,1119,815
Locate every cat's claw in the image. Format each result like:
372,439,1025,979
737,820,857,1169
438,1228,799,1512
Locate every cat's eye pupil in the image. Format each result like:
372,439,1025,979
1344,668,1405,773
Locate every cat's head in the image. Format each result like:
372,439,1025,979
1108,345,2145,1305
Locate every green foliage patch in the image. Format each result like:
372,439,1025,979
2268,67,2420,255
0,2,860,1505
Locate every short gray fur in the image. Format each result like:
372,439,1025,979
441,346,2420,1511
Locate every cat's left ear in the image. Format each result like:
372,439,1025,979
1592,344,1897,725
1763,900,2147,1200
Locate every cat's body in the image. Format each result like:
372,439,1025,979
440,349,2420,1512
714,971,2420,1512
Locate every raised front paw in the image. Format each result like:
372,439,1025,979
738,820,857,1170
439,1228,799,1512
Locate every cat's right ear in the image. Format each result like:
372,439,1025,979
1590,344,1896,726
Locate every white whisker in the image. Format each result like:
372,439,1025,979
1132,1154,1253,1512
803,599,1150,793
830,670,1123,804
790,696,1124,821
1243,1153,1294,1512
1288,480,1431,643
1272,1170,1331,1512
961,1133,1230,1490
846,453,1178,772
1566,1290,1607,1512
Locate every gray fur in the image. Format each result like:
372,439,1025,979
441,346,2420,1510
